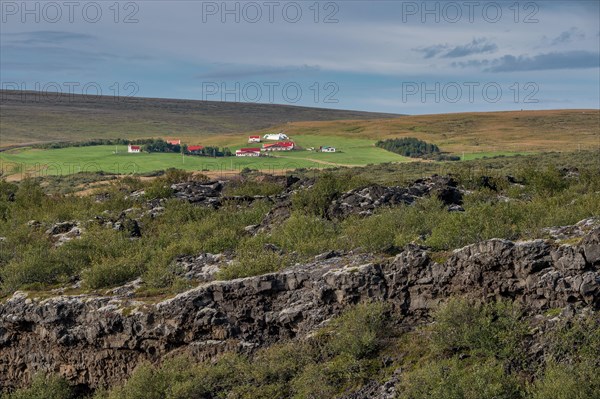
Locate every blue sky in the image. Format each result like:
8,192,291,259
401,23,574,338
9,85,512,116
1,0,599,114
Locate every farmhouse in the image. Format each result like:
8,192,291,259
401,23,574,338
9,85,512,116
187,145,204,154
263,132,289,141
248,135,261,143
236,148,261,157
167,139,181,145
128,145,141,153
321,146,336,153
262,141,295,151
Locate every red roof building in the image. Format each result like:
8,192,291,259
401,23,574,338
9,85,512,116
128,145,141,153
187,145,204,152
236,148,261,157
248,135,261,143
167,139,181,145
262,141,295,151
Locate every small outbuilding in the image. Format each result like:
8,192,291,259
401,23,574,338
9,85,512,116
128,145,141,153
248,136,261,143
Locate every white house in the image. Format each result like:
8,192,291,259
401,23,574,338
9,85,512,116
248,135,261,143
262,141,295,152
321,146,336,153
128,145,141,153
263,133,289,141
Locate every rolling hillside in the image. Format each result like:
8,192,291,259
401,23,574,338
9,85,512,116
262,109,600,155
0,90,400,148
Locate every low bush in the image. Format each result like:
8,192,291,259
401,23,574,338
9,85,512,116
91,302,390,399
271,214,338,256
223,179,284,197
4,374,74,399
430,299,528,365
397,357,525,399
529,360,600,399
217,237,290,280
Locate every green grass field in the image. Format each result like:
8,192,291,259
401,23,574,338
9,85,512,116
274,135,407,166
0,137,412,177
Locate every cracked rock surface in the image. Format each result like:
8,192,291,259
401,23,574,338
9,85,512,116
1,220,598,391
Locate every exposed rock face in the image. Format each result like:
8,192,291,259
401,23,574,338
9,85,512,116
175,253,233,282
1,222,598,391
45,221,83,247
171,181,223,206
328,175,462,219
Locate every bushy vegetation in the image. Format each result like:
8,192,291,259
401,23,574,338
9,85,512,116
143,139,232,157
34,138,153,150
3,374,74,399
6,300,599,399
90,302,389,399
0,154,599,293
396,300,600,399
376,137,440,158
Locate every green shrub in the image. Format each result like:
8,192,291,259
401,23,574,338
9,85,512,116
14,178,45,209
82,250,148,289
291,354,368,398
144,180,173,200
322,302,388,359
529,360,600,399
397,357,524,399
430,299,527,364
217,237,289,280
546,314,600,364
4,374,73,399
519,166,569,196
340,197,446,252
292,173,351,218
272,214,338,256
1,243,71,293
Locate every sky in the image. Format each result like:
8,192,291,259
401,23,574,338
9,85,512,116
1,0,599,114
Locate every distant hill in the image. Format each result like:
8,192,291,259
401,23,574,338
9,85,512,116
275,109,600,154
0,90,400,148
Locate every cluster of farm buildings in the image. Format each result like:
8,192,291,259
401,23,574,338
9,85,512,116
237,132,336,157
128,134,337,157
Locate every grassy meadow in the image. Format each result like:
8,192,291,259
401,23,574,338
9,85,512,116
0,105,597,178
0,145,331,176
0,136,413,178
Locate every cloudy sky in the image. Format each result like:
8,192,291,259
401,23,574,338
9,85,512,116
1,0,599,114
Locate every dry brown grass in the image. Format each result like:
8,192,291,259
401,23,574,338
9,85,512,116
270,109,600,154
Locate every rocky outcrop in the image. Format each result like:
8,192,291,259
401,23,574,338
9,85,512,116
45,221,83,247
328,176,462,219
1,220,599,391
174,253,233,282
171,181,223,206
